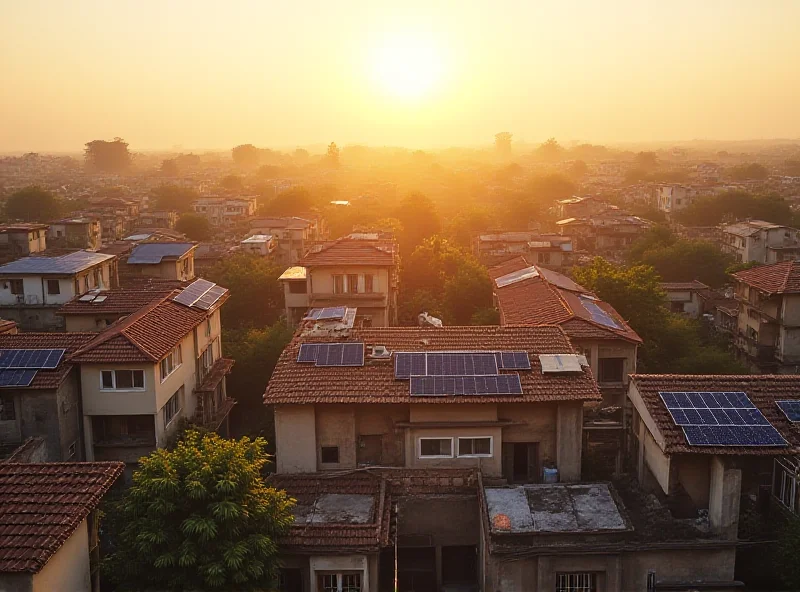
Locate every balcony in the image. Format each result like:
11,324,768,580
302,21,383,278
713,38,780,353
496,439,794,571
310,292,388,306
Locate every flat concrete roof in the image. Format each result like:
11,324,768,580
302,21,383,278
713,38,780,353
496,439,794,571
292,493,374,525
485,483,628,534
279,266,307,281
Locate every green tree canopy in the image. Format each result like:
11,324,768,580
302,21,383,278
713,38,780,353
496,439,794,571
160,158,179,177
634,151,659,169
535,137,563,161
261,187,316,217
206,254,285,329
528,173,576,201
84,138,131,173
639,240,734,288
152,183,199,212
326,142,340,167
232,144,261,168
220,175,244,191
730,162,769,180
4,186,61,221
674,191,793,227
175,213,212,241
395,192,442,253
103,431,294,591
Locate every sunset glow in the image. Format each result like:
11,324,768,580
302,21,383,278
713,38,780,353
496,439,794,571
371,33,444,101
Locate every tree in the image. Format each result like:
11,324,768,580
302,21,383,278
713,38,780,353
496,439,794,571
326,142,340,167
627,225,675,263
103,431,293,592
566,160,589,180
206,254,285,329
634,151,659,170
729,162,769,180
494,132,512,157
84,138,131,173
535,137,563,161
261,187,316,216
220,175,243,191
4,186,61,221
777,515,800,589
674,191,792,227
176,213,212,241
528,173,576,201
395,192,442,253
160,159,179,177
232,144,260,168
151,184,199,212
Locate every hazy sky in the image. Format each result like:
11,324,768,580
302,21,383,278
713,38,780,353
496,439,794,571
2,0,800,152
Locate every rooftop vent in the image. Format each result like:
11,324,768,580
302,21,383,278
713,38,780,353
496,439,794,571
538,354,584,373
418,312,442,328
369,345,391,359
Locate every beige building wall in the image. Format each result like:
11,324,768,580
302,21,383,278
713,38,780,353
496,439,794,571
80,364,158,415
32,519,90,592
275,404,317,473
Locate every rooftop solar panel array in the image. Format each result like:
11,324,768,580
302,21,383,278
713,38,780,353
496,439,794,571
495,351,532,370
776,400,800,423
579,296,622,330
296,343,364,367
659,391,787,447
173,279,215,307
0,349,65,369
410,374,523,396
0,369,37,388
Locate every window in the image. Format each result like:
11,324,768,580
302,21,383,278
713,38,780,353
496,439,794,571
364,274,374,293
457,437,492,457
288,281,307,294
537,252,551,264
46,280,60,295
598,357,625,383
201,345,214,371
419,437,453,458
100,369,145,390
0,394,15,420
9,279,23,295
160,346,182,382
163,387,183,426
333,275,344,294
347,274,359,293
774,458,800,514
556,572,596,592
318,573,362,592
321,446,340,464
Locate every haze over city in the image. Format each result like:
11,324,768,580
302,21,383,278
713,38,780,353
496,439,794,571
3,0,800,152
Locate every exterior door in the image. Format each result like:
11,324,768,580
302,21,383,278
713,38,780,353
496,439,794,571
357,435,383,466
503,442,539,483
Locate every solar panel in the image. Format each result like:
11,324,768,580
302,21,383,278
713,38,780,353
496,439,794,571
495,266,540,288
425,353,498,376
314,343,365,367
79,293,97,302
410,374,523,396
539,354,583,373
659,391,787,447
304,308,324,320
579,296,622,330
394,353,427,378
318,307,347,320
297,344,322,363
0,369,37,387
495,351,531,370
193,285,228,310
776,400,800,422
93,295,108,303
174,279,215,307
0,349,65,369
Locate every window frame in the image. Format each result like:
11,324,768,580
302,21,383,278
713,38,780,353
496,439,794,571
457,436,493,458
320,446,340,464
9,279,23,295
556,572,597,592
418,436,454,459
317,571,362,592
159,345,182,383
364,274,374,293
332,274,345,294
99,369,146,391
163,387,183,427
46,279,61,295
347,274,359,294
597,357,625,383
0,394,15,421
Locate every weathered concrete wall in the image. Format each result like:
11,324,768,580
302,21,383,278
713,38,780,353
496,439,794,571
556,402,582,481
621,547,736,590
32,519,90,592
676,454,710,508
57,371,83,460
410,404,497,423
404,426,503,476
643,428,671,495
498,402,557,466
0,573,32,592
397,495,479,547
81,364,157,415
709,456,742,539
355,404,407,466
275,404,316,473
316,405,357,469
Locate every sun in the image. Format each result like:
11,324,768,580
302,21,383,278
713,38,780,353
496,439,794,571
371,33,444,101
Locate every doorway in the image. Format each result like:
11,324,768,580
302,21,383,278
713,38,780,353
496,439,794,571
442,545,478,590
503,442,539,484
357,434,383,466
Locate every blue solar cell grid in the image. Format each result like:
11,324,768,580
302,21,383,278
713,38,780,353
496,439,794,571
410,374,523,396
579,296,622,330
495,351,531,370
318,307,347,320
314,343,364,366
425,353,498,376
659,391,787,447
394,353,426,379
297,344,321,363
0,349,65,369
0,369,37,387
776,400,800,423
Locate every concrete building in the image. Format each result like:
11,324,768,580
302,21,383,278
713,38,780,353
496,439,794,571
721,220,800,264
278,266,309,326
48,217,102,250
656,184,699,214
122,242,196,283
192,196,257,228
250,216,323,266
661,280,711,318
555,196,608,219
731,260,800,372
136,210,178,229
240,234,275,256
0,223,49,260
0,251,117,331
288,236,400,327
473,232,574,271
69,281,234,478
556,210,651,255
0,333,96,461
0,462,123,592
489,257,642,476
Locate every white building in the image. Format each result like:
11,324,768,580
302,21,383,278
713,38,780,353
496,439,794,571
721,220,800,264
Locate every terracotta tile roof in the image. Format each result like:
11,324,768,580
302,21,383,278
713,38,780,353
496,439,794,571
69,292,222,364
0,462,123,573
264,326,601,405
0,333,96,389
56,287,176,316
297,238,397,267
630,374,800,455
489,258,641,344
266,472,390,551
733,260,800,294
